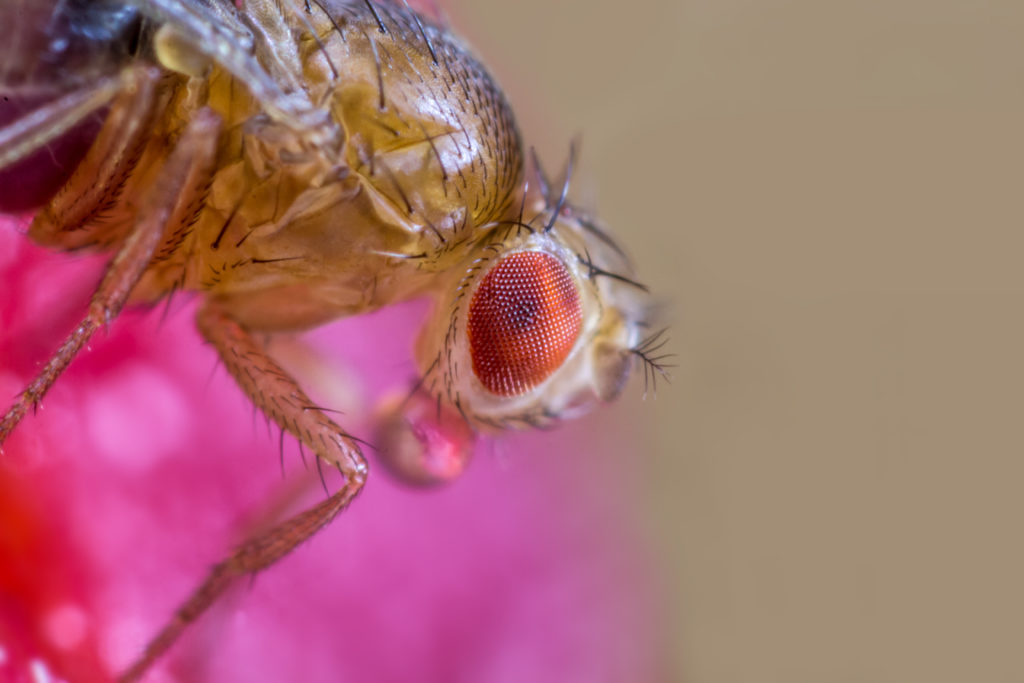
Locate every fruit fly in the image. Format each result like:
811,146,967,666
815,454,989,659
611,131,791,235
0,0,665,679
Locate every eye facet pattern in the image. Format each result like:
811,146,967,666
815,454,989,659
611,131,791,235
468,251,583,397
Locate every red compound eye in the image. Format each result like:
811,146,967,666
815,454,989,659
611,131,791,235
467,251,583,396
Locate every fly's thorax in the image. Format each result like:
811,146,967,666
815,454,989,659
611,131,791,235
415,208,647,431
180,137,441,330
179,0,529,329
305,1,523,242
46,0,526,324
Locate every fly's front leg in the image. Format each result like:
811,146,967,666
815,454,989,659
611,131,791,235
197,300,368,472
0,108,221,445
119,300,369,681
119,474,365,682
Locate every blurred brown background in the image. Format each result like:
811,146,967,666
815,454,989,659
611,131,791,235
451,0,1024,680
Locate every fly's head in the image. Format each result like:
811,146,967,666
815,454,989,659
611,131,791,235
415,158,658,434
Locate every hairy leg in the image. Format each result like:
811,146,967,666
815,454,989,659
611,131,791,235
118,469,365,682
0,107,220,445
197,300,368,470
29,67,163,250
119,300,369,681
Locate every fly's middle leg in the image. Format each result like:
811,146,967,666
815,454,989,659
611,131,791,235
0,107,221,445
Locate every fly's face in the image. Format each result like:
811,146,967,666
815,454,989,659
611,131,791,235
418,187,650,431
